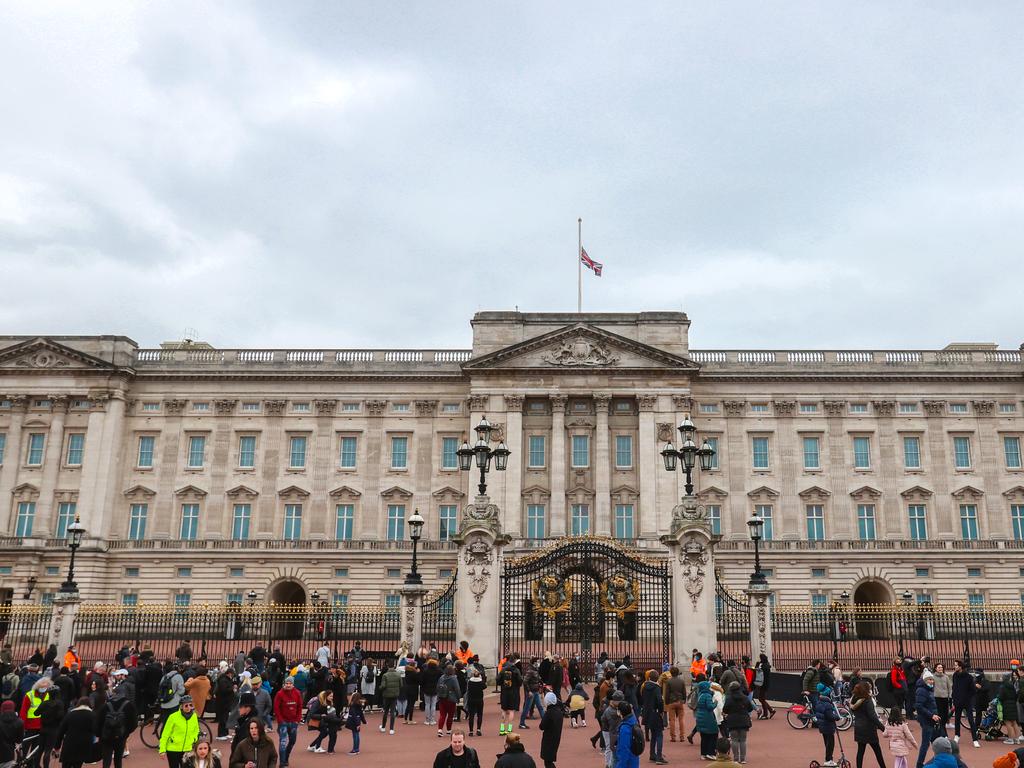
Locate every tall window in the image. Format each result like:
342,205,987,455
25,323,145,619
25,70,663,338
340,437,357,469
959,504,979,540
526,504,545,539
803,437,820,469
752,437,769,469
289,436,307,468
1013,505,1024,541
26,434,45,465
571,504,590,536
55,502,76,538
908,505,928,540
136,435,155,468
439,505,458,540
571,435,590,468
706,505,721,535
615,436,633,468
0,433,6,465
174,593,191,617
387,504,405,540
755,504,773,540
705,437,719,469
180,504,200,540
238,436,256,468
1005,437,1022,469
128,503,148,541
232,504,251,540
441,438,458,470
953,436,972,469
806,505,824,541
528,436,545,468
903,436,921,469
853,437,871,469
65,434,84,466
384,594,401,611
391,437,408,469
857,504,876,540
283,504,302,540
331,504,351,540
15,502,35,537
614,504,634,539
187,436,206,468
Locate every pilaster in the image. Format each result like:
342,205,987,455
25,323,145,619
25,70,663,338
35,397,70,537
0,396,27,533
637,394,658,538
772,401,799,539
502,395,524,538
823,400,853,539
454,494,509,668
873,401,903,537
661,495,717,661
745,582,773,661
549,395,567,537
923,401,953,538
594,394,611,536
309,400,337,538
400,583,428,654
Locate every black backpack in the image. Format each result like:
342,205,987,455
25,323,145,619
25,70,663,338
157,673,176,704
104,699,128,740
630,723,645,756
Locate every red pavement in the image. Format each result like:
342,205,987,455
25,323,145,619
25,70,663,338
114,697,1014,767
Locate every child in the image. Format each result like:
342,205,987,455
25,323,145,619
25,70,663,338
569,682,590,728
813,683,840,767
345,692,366,755
881,707,917,768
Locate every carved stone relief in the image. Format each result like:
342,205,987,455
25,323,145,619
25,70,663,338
723,400,746,417
657,423,674,443
542,339,619,367
463,535,494,612
364,400,388,416
680,534,710,610
263,400,287,416
314,399,338,416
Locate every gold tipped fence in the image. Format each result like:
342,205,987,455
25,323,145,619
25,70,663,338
0,604,54,664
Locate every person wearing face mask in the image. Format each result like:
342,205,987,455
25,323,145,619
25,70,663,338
160,696,201,768
914,672,939,768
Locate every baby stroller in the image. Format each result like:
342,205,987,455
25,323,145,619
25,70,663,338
979,697,1006,741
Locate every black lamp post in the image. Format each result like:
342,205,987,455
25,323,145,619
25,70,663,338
661,413,715,495
60,516,86,593
457,416,511,495
405,509,425,585
247,589,258,605
311,589,320,603
746,510,767,587
23,575,37,600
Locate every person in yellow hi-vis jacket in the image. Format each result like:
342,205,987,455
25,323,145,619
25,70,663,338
160,696,201,768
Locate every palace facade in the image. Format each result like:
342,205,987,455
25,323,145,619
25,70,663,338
1,311,1022,610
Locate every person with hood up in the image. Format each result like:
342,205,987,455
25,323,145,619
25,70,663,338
915,671,940,768
696,679,721,760
464,664,486,737
97,672,138,768
614,703,640,768
0,699,24,768
850,680,886,768
494,732,536,768
722,680,753,765
814,683,841,768
568,682,589,728
496,658,522,737
539,692,563,768
357,660,375,711
921,737,960,768
600,691,624,768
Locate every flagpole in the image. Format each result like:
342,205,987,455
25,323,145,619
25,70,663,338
577,217,582,313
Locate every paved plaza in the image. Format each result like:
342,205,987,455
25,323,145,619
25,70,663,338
107,697,1014,768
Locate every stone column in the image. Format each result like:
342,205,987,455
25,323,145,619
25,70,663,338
414,400,438,534
0,396,27,532
772,401,799,539
873,400,903,537
454,495,508,668
922,401,953,538
594,395,612,536
745,582,773,661
307,400,337,539
972,400,1001,536
823,401,853,539
661,496,717,661
502,396,524,538
549,395,567,537
723,401,748,539
35,396,70,537
49,592,81,657
400,583,428,654
637,395,658,537
358,400,386,539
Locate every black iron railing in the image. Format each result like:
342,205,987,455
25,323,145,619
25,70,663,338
421,572,457,647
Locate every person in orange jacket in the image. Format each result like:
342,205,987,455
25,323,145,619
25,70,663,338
454,642,473,665
689,652,707,681
62,646,81,671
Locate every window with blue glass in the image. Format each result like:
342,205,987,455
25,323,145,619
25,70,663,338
0,433,5,465
26,434,45,465
65,434,84,466
953,436,972,469
800,436,820,470
55,502,76,538
959,504,979,540
391,437,408,469
335,504,354,540
754,505,773,540
283,504,302,540
811,594,828,609
384,594,401,612
528,436,545,468
340,436,357,469
387,504,405,540
615,436,633,468
439,505,458,540
180,504,200,540
806,505,824,541
1012,505,1024,541
232,504,250,540
187,436,206,468
526,504,545,539
853,436,871,469
1005,437,1022,469
571,435,590,468
705,437,719,469
857,504,876,540
289,436,307,468
441,437,458,470
128,504,147,540
614,504,634,539
137,435,154,468
15,502,34,537
752,437,769,469
174,592,191,617
571,503,590,535
908,505,928,540
706,505,721,536
903,436,921,469
238,435,256,468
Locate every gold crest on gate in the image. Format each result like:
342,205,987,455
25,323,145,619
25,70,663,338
600,574,640,618
531,575,573,617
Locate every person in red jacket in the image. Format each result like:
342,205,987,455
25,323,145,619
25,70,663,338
273,676,304,768
889,657,908,716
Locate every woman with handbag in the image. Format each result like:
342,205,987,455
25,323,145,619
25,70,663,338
754,653,776,720
305,691,341,754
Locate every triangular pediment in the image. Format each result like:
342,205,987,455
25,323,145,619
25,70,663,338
225,485,259,499
380,486,413,499
277,485,310,498
431,485,465,499
174,485,208,497
0,338,119,372
849,485,882,499
747,485,780,498
697,485,728,499
1003,486,1024,499
521,484,551,498
462,324,699,372
951,485,984,499
11,483,39,496
798,485,832,499
611,484,640,496
329,485,362,498
900,485,933,499
123,484,156,498
567,483,595,497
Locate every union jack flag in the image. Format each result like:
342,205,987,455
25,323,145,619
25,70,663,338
580,247,603,276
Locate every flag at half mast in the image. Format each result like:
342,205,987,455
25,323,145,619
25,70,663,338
580,247,603,276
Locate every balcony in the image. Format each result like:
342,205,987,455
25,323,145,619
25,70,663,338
101,538,459,552
714,538,1024,552
133,347,473,373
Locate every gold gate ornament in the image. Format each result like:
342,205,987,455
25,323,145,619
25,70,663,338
531,576,573,617
600,574,640,618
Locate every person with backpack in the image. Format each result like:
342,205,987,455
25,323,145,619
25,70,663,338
600,691,624,768
614,702,641,768
97,677,137,768
376,663,401,735
159,664,186,722
519,659,544,729
437,664,462,737
358,659,376,712
539,692,563,768
464,664,486,738
0,670,18,704
497,657,523,736
722,680,753,765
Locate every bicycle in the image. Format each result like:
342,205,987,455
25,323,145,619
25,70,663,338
13,732,43,768
139,705,212,748
786,695,852,731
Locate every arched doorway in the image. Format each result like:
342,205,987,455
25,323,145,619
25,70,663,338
269,580,306,640
853,580,892,640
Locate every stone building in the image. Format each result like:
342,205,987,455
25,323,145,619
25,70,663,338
0,311,1022,612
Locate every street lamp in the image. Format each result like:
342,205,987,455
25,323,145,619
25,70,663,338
841,589,850,602
661,413,716,496
902,589,913,604
59,516,86,593
457,416,511,495
311,589,320,603
405,509,425,585
23,575,37,600
247,590,257,605
746,510,767,587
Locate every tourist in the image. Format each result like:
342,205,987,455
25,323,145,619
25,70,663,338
464,663,486,737
251,678,272,729
343,692,365,755
711,736,742,767
932,664,952,731
599,691,624,768
1000,664,1024,745
519,658,544,729
185,668,211,720
662,666,686,744
431,730,480,768
951,660,980,747
903,658,923,720
850,681,886,768
921,736,957,768
159,663,186,722
438,663,462,737
591,669,616,747
30,677,64,768
753,654,775,720
802,660,823,709
814,684,841,768
160,696,201,768
993,753,1021,768
272,677,302,768
421,659,442,726
889,659,908,723
915,671,940,768
182,739,222,768
568,682,589,728
97,672,137,768
695,679,721,760
595,653,610,683
722,680,752,765
539,692,563,768
358,659,376,712
882,707,916,768
401,660,420,723
54,698,95,768
214,668,236,740
497,656,522,736
640,670,666,764
615,703,639,768
229,719,277,768
305,690,340,754
377,662,401,735
495,733,536,768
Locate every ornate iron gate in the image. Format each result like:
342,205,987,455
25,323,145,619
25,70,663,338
421,571,457,646
501,538,671,677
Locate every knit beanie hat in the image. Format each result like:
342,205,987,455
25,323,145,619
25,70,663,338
993,753,1019,768
931,737,952,755
1,701,14,713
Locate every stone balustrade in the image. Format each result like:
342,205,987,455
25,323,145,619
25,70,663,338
134,348,474,367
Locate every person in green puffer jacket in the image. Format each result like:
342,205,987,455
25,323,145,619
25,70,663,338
377,664,402,734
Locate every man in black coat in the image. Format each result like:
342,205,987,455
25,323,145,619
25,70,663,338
432,730,480,768
539,692,564,768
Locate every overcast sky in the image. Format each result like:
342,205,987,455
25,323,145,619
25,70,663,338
0,2,1021,351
